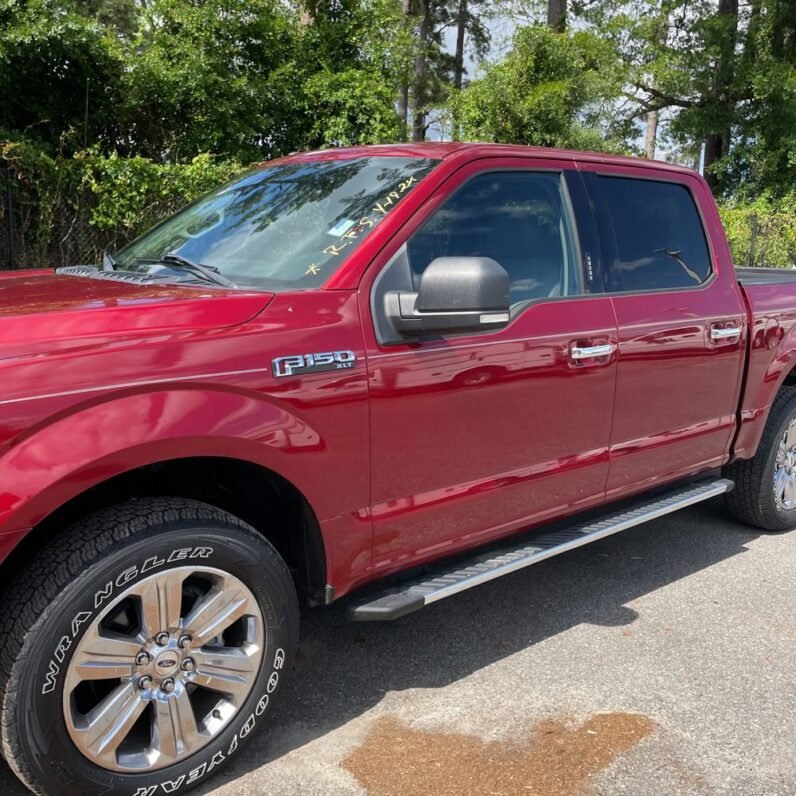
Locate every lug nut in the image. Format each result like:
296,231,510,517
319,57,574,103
155,632,170,646
178,634,192,649
135,651,151,666
181,658,195,672
138,675,153,690
161,678,175,693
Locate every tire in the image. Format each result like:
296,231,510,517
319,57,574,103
726,386,796,532
0,498,299,796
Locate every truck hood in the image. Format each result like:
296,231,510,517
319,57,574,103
0,271,273,360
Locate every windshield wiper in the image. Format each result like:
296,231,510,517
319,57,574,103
137,254,237,288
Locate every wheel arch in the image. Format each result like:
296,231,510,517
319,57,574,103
0,456,330,606
733,327,796,461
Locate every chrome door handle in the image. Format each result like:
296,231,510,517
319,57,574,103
570,343,616,360
710,326,742,340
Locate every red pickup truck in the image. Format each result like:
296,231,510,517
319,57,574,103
0,143,794,795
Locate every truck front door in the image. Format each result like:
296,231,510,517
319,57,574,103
361,157,619,575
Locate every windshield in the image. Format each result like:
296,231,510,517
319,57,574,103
112,156,439,290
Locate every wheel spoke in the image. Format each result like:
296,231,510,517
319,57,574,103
139,572,185,638
63,565,264,773
71,626,141,681
191,646,259,699
785,421,796,451
152,686,201,763
182,586,252,646
775,467,788,504
784,475,796,508
78,681,148,763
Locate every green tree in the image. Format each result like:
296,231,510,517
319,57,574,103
449,25,628,151
721,0,796,199
117,0,296,161
584,0,795,197
288,0,408,148
0,0,124,149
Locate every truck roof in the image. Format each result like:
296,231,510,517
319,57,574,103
275,142,698,177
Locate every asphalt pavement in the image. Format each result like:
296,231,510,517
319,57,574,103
1,498,793,795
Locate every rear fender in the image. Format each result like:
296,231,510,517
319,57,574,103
734,313,796,459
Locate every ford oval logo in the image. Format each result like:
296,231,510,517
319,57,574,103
157,658,177,669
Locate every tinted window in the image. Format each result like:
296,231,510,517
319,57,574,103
407,172,581,305
594,176,711,292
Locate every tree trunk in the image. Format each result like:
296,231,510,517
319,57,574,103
397,0,412,141
547,0,566,32
451,0,467,141
411,0,430,142
398,85,410,142
454,0,467,91
644,109,658,159
702,132,725,192
703,0,738,193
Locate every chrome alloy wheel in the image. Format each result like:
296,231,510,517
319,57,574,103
62,566,264,772
774,418,796,510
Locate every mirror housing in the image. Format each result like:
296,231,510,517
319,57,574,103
386,256,510,337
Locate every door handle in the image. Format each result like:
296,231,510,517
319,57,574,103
710,326,742,340
570,343,616,360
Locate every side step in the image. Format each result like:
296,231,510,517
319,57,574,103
349,478,733,621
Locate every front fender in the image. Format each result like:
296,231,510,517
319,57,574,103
0,386,358,537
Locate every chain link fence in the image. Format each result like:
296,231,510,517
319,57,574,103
0,146,240,271
2,167,109,269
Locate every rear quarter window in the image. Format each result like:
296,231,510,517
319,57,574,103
592,175,712,293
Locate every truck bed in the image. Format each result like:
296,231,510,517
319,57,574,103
736,266,796,285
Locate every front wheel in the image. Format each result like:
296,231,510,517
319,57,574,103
0,498,298,795
726,387,796,532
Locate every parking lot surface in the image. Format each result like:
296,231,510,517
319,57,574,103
1,500,794,795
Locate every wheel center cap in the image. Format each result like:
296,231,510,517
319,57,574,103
153,651,180,676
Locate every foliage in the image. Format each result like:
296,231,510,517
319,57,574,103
76,150,243,232
1,141,245,266
720,0,796,200
575,0,796,198
0,0,794,270
286,0,408,148
116,0,296,161
0,0,124,149
449,26,630,151
718,196,796,268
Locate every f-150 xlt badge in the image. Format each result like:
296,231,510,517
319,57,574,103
272,350,356,378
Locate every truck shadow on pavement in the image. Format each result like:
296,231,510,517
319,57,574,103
0,501,769,794
196,500,767,793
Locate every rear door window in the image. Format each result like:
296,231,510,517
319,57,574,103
589,175,712,293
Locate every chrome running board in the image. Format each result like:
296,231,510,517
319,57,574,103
349,479,733,621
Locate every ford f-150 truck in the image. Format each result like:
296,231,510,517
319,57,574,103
0,143,794,795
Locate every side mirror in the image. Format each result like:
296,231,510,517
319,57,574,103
386,256,510,337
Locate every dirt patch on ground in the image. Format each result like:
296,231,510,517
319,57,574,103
343,712,656,796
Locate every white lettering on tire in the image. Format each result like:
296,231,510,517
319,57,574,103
40,547,285,795
41,546,214,694
130,670,282,794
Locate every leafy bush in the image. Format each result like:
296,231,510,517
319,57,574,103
718,196,796,268
1,142,244,267
77,150,243,232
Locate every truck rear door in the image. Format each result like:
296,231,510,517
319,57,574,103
360,156,619,572
578,164,747,498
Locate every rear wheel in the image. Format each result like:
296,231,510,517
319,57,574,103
0,498,298,795
726,387,796,532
